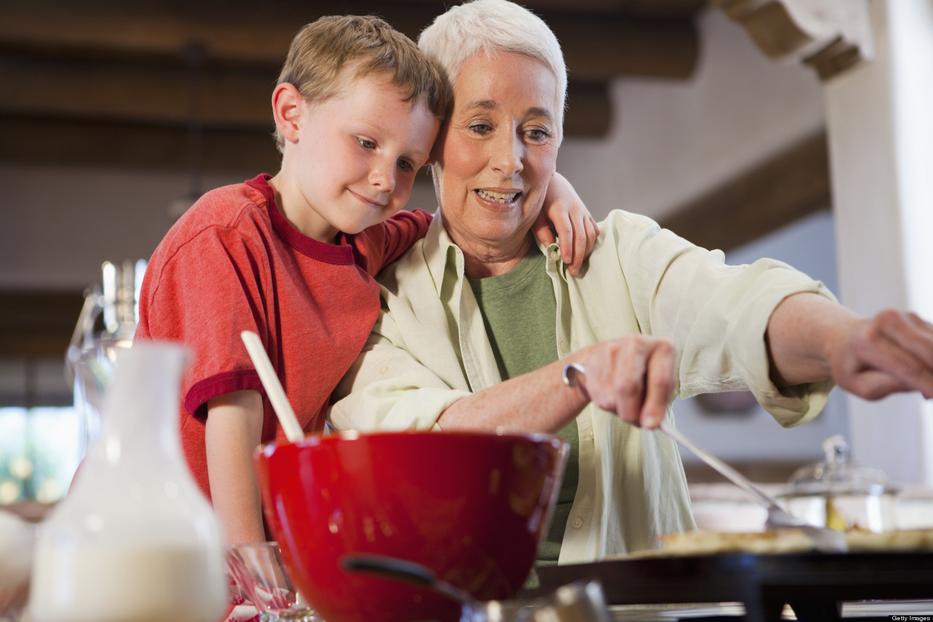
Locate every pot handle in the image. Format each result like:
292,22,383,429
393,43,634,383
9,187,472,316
340,554,474,607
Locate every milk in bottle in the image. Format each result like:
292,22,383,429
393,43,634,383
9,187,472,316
30,342,227,622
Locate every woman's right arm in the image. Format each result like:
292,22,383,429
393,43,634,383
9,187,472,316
438,337,676,432
205,390,266,545
333,320,677,434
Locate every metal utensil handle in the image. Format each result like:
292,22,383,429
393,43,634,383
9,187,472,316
660,420,781,511
341,554,437,588
340,554,475,607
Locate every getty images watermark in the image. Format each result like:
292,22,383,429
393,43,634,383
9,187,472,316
890,616,932,621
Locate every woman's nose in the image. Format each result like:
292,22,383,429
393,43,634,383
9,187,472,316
491,132,524,178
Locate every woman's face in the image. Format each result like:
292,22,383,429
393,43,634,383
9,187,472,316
435,51,561,257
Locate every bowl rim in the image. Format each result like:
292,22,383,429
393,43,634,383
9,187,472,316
256,428,567,458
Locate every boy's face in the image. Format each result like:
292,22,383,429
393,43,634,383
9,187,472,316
284,72,439,239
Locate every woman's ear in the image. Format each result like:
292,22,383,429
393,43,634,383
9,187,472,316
427,120,450,166
429,163,443,204
272,83,305,145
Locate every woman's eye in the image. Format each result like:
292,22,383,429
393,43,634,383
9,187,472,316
397,158,414,173
356,137,377,150
525,128,550,143
468,123,492,136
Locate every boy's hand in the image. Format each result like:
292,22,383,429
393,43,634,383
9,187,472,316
533,172,599,277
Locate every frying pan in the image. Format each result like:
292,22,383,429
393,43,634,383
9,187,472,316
536,550,933,622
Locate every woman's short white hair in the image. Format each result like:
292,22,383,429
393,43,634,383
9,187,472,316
418,0,567,133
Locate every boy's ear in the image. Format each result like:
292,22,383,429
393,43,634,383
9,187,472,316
272,83,305,144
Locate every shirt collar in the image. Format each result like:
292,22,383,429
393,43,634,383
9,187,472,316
424,209,567,293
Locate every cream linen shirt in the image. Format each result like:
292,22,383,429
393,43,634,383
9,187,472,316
331,209,835,562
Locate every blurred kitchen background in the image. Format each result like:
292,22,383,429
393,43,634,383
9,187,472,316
1,0,931,525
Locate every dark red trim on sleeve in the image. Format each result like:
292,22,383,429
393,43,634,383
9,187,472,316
185,369,264,418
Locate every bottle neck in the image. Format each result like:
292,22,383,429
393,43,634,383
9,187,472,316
91,343,189,469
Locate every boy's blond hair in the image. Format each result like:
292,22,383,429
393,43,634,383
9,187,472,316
274,15,452,153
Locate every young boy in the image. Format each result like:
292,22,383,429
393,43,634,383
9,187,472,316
136,15,593,545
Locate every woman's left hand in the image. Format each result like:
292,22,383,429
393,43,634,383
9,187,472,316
769,294,933,400
827,309,933,400
533,172,599,277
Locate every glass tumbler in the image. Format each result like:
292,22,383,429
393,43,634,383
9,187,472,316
227,542,320,622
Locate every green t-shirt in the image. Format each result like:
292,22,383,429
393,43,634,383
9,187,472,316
467,251,579,564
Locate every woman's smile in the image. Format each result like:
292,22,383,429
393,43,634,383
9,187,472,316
473,187,523,208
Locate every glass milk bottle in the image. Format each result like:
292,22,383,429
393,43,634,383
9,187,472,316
31,342,228,622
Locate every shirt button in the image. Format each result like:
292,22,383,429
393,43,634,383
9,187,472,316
572,516,584,529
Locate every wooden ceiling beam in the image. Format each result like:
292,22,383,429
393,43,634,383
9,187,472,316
1,58,271,129
0,56,612,171
660,132,831,252
1,56,610,133
0,1,699,80
552,14,698,80
0,80,609,173
0,291,84,358
0,117,281,175
405,0,707,16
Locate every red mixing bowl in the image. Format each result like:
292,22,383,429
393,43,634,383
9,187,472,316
255,430,567,622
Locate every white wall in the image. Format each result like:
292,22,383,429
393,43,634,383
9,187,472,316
0,167,240,290
0,166,439,291
557,8,825,223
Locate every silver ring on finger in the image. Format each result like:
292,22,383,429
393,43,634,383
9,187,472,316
562,362,587,387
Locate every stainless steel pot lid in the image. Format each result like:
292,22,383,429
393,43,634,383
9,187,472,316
780,435,899,497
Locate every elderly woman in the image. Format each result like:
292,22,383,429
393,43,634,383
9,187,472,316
332,0,933,563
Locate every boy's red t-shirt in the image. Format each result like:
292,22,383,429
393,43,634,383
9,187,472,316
136,174,431,499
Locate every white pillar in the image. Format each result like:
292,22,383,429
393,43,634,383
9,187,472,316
824,0,933,485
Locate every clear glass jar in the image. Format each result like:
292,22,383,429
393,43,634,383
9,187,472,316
778,435,898,532
66,259,146,454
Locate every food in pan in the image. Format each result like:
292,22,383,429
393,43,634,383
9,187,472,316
651,528,815,556
620,527,933,558
844,528,932,552
825,497,849,531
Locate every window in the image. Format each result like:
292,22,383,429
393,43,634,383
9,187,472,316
0,406,82,504
0,356,81,506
